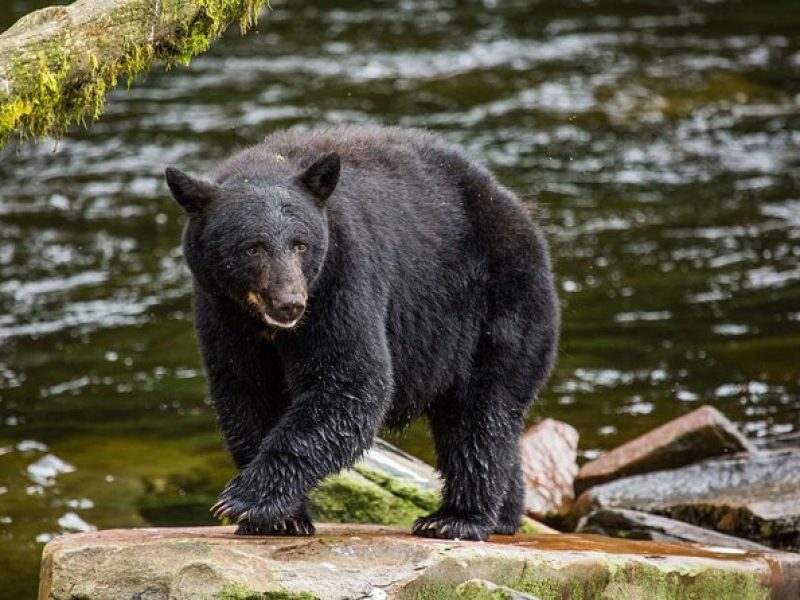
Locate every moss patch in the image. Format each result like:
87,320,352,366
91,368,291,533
515,555,769,600
410,551,772,600
0,0,269,146
216,584,317,600
354,464,440,512
308,469,435,527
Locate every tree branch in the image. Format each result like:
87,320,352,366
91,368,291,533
0,0,268,147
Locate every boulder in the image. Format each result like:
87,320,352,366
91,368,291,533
519,419,579,520
573,449,800,550
39,524,800,600
574,405,755,495
576,508,774,552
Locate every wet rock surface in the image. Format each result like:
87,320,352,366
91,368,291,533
576,508,774,552
519,419,579,520
574,405,756,495
573,449,800,550
39,524,800,600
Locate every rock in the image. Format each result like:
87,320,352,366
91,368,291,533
573,449,800,550
756,430,800,451
309,440,441,528
519,419,579,520
575,404,756,494
39,524,800,599
576,508,774,552
456,579,540,599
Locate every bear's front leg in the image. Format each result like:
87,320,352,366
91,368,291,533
212,326,394,535
195,287,290,470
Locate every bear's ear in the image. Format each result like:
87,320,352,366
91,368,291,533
165,167,219,214
298,152,340,205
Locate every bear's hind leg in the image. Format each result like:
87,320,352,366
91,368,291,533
493,457,524,535
413,389,522,541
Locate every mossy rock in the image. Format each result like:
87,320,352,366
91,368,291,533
308,442,441,527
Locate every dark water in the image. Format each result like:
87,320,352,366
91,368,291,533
1,0,799,595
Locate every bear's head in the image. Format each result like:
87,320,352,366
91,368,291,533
165,152,340,329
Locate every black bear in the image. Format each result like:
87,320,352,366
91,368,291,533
165,126,558,541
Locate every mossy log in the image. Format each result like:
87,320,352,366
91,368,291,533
0,0,268,147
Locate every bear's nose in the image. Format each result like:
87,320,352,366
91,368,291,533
271,297,305,323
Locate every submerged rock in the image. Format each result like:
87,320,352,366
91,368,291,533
519,419,579,520
38,524,800,600
576,508,774,552
574,405,755,495
573,449,800,550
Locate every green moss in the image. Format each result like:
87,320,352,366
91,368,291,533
410,551,772,600
514,555,770,600
518,517,558,535
0,0,269,147
416,584,459,600
308,470,431,527
354,464,440,512
216,584,317,600
455,580,532,600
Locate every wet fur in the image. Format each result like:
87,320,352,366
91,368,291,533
172,126,559,541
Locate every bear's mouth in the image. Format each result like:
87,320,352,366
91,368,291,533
246,291,302,329
261,312,301,329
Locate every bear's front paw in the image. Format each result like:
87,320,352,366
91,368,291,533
235,512,315,536
412,511,492,541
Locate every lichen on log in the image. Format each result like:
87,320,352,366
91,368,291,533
0,0,269,147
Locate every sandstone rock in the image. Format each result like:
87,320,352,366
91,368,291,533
519,419,579,520
575,405,755,495
39,524,800,599
573,449,800,550
576,508,774,552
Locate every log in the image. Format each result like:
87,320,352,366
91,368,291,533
0,0,268,147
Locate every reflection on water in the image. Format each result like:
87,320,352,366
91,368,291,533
1,0,799,594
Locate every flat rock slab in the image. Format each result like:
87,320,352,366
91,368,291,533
573,449,800,550
39,524,800,599
575,405,755,494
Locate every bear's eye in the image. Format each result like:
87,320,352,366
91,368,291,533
244,245,261,257
293,242,309,254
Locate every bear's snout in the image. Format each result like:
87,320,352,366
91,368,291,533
254,287,306,329
270,293,305,324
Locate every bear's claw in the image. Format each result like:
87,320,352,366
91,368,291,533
235,514,315,537
412,512,491,541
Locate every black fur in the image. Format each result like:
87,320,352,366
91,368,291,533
166,126,559,541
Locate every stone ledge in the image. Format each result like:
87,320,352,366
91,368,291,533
39,524,800,600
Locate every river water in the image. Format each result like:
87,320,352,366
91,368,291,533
1,0,799,595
